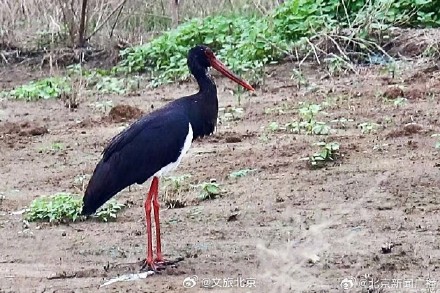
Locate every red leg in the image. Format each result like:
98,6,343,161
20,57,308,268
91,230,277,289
143,178,157,270
141,176,183,271
152,177,163,262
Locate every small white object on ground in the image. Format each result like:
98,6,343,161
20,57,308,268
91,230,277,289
100,271,155,287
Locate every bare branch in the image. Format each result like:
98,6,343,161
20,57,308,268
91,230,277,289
85,0,128,42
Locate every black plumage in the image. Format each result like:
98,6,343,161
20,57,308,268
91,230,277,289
80,45,254,271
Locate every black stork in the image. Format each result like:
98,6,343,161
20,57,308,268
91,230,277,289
81,45,254,271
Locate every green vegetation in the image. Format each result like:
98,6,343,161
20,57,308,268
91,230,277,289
305,141,340,169
3,0,440,96
116,14,284,86
25,193,124,223
393,97,408,107
113,0,440,86
94,200,125,222
229,169,257,179
6,77,70,101
26,193,82,223
219,106,245,122
38,142,65,154
266,102,331,135
358,122,379,134
197,181,223,201
331,117,354,129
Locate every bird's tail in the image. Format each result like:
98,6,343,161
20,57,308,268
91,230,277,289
81,159,125,216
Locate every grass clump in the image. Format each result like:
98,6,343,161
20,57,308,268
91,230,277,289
25,193,125,223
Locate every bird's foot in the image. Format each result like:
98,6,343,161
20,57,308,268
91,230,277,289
139,256,184,272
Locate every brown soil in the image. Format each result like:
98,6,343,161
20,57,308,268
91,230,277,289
106,104,144,123
1,51,440,293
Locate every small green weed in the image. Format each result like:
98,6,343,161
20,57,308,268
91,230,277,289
197,181,223,201
95,77,126,94
39,142,65,153
325,55,354,76
264,103,292,115
94,200,125,222
393,97,408,107
304,141,340,169
291,103,330,135
358,122,379,134
89,100,114,113
331,117,354,129
229,169,257,179
290,69,309,89
266,103,330,136
219,106,244,122
267,121,282,132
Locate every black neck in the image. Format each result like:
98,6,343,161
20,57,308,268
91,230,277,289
184,63,218,139
189,63,217,94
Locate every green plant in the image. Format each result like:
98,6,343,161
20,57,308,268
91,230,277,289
266,103,331,135
26,193,82,223
5,77,71,101
39,142,65,153
197,181,223,201
382,61,399,79
95,77,126,94
305,141,340,168
393,97,407,107
89,100,114,113
229,169,257,179
116,13,287,86
264,103,292,115
331,117,354,129
291,68,309,89
94,200,125,222
219,106,244,122
26,193,125,223
295,103,330,135
358,122,379,134
325,55,354,76
267,121,282,132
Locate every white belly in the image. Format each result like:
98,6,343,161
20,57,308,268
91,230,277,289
154,123,193,177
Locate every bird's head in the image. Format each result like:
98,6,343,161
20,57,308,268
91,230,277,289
188,45,255,91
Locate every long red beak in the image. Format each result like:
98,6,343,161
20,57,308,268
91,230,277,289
209,56,255,91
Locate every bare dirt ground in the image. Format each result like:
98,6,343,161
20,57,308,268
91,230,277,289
1,53,440,293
